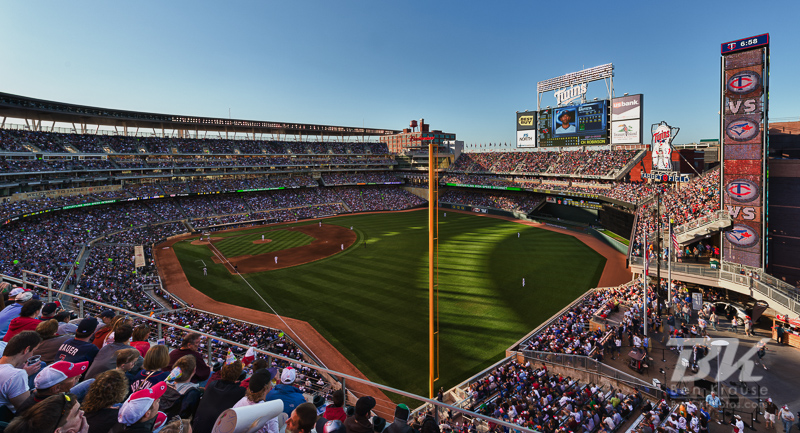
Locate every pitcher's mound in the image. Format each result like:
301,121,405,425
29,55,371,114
252,239,273,244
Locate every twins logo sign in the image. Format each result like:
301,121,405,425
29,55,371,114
651,121,679,170
725,179,759,203
725,224,759,248
727,70,761,94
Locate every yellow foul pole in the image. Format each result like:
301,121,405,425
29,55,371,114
428,137,437,399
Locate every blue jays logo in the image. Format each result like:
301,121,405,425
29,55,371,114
727,70,761,94
725,179,759,203
726,118,759,142
725,224,759,248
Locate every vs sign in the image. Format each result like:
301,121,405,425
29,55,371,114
726,99,761,114
727,205,757,220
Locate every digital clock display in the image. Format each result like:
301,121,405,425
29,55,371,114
721,34,769,55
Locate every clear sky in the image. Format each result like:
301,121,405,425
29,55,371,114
1,1,798,148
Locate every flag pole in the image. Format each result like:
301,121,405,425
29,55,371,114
668,219,673,308
643,224,649,338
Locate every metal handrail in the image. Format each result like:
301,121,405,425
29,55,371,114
0,272,537,432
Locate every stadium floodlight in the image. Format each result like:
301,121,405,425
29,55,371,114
536,63,614,93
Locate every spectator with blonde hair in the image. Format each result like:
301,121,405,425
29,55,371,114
130,345,171,392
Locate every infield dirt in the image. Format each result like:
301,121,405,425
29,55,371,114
207,224,356,273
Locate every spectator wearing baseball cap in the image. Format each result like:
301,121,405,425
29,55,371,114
0,289,32,339
117,381,168,432
345,396,376,433
56,317,100,365
234,368,274,408
40,301,62,320
385,403,414,433
14,360,89,414
265,366,308,416
192,360,246,433
3,299,43,343
31,319,72,364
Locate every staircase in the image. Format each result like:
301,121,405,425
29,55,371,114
673,210,733,244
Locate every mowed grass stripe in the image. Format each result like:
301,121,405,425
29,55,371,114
175,210,605,396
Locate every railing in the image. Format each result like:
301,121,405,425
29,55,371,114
672,210,732,237
517,350,658,398
630,257,800,315
0,271,536,432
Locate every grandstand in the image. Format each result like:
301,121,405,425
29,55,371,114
2,92,799,433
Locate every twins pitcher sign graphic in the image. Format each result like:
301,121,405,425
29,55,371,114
651,121,679,170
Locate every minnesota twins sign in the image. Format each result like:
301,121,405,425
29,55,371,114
651,121,678,170
725,179,760,203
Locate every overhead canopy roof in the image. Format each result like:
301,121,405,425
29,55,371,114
0,92,401,138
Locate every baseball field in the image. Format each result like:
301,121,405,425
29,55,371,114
168,210,606,396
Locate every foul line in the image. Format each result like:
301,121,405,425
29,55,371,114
205,240,325,368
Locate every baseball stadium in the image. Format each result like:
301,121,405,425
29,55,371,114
1,25,800,433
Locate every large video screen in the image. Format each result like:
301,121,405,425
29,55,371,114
537,100,608,147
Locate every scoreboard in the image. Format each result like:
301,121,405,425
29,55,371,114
537,100,609,147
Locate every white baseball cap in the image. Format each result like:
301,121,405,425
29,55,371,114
118,382,168,425
281,367,297,384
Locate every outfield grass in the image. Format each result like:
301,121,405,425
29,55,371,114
171,210,606,396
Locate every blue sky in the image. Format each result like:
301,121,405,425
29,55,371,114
1,1,797,147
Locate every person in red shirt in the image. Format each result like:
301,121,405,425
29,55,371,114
323,389,347,422
130,324,151,357
2,299,42,342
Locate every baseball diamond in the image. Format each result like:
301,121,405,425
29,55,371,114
159,209,614,395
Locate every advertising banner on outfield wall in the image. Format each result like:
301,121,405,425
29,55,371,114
720,38,768,268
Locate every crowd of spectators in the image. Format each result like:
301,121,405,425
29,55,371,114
465,359,644,433
334,186,425,212
519,282,651,357
439,190,544,214
74,244,163,313
0,296,339,433
448,150,640,178
440,174,513,188
631,168,720,258
322,172,402,185
0,129,390,155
